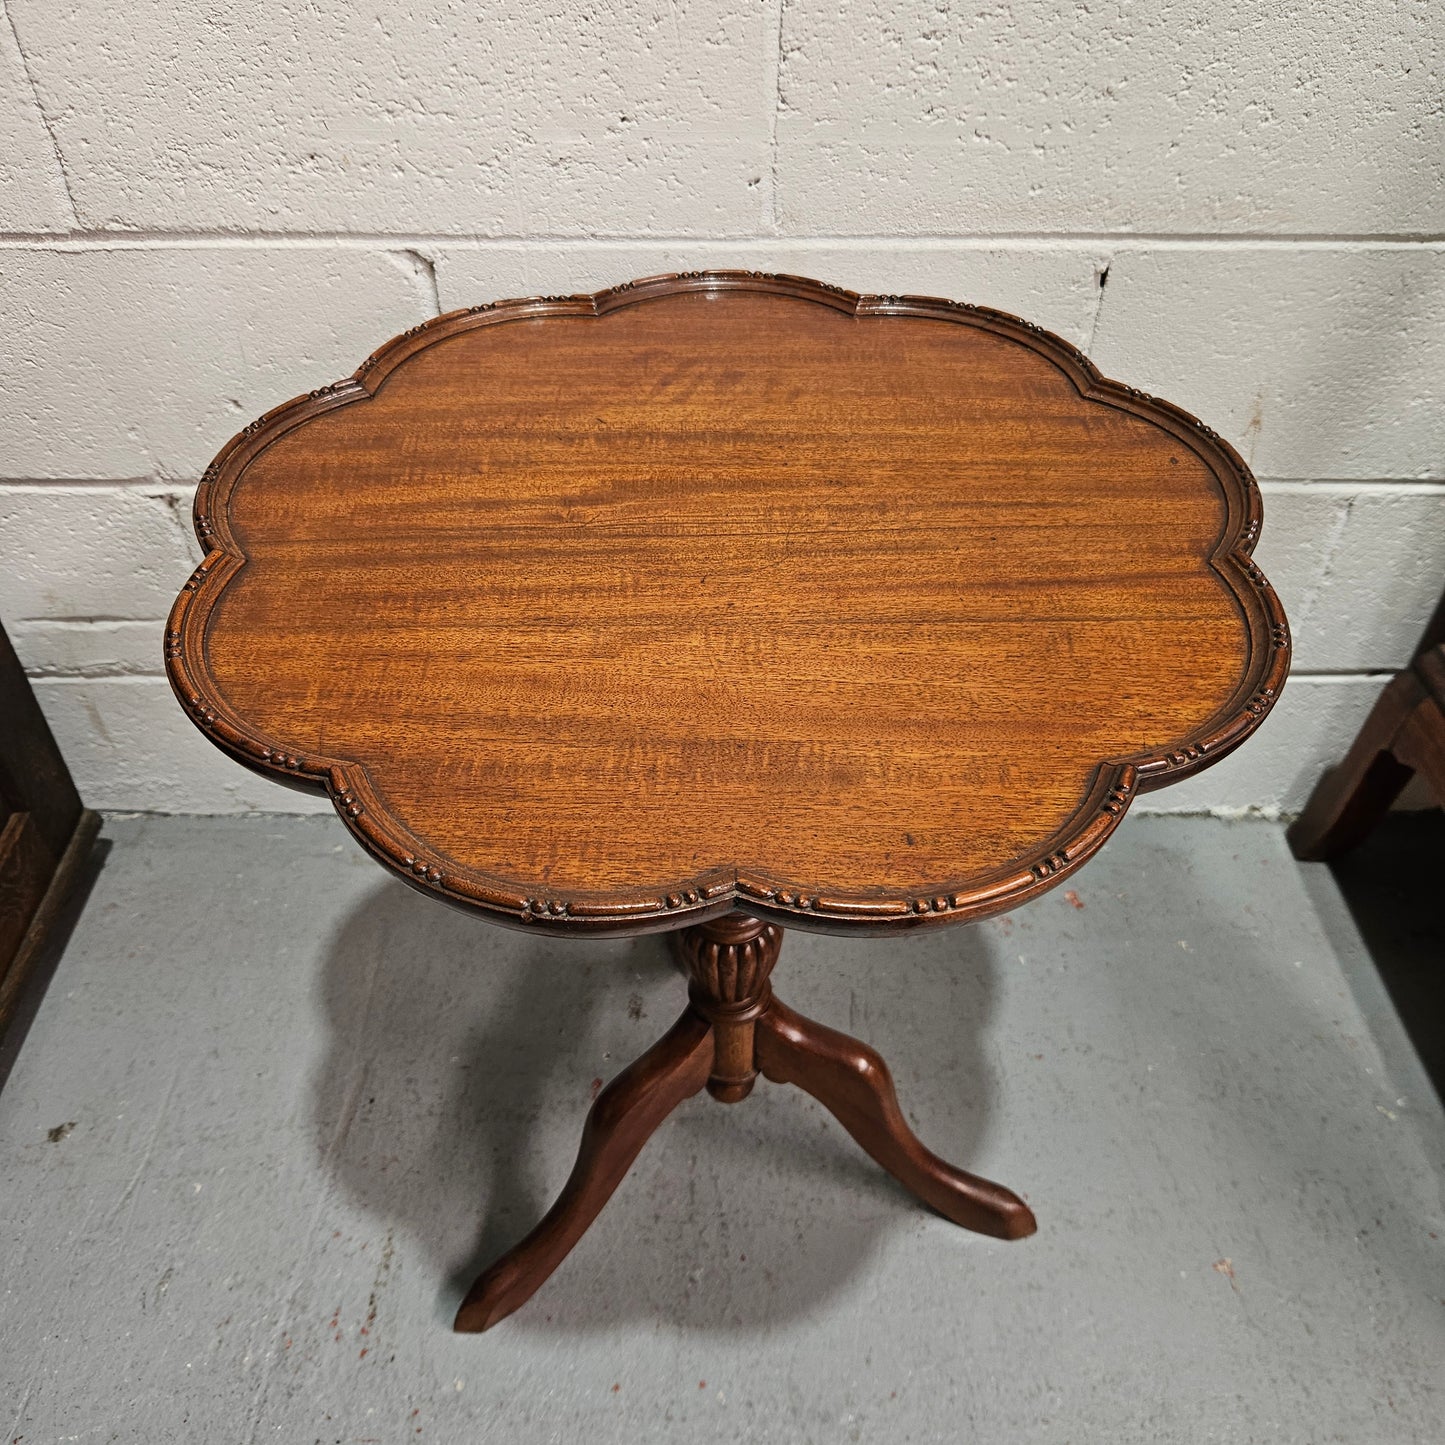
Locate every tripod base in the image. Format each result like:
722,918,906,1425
454,914,1035,1332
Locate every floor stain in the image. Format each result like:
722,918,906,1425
360,1229,395,1353
1213,1257,1240,1294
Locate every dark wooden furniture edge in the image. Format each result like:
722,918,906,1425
0,808,101,1042
1288,640,1445,859
2,618,103,1062
167,270,1291,936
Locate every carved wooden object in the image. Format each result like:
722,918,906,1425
167,271,1287,936
455,1007,714,1333
672,913,782,1101
454,915,1033,1332
167,272,1288,1330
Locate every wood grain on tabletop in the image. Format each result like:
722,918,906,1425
170,275,1288,932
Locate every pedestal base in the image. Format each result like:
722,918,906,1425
454,914,1035,1332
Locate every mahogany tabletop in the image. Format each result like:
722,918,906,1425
167,271,1288,936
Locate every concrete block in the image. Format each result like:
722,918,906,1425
0,1,73,230
1250,488,1343,673
1089,249,1445,481
6,1,772,235
9,619,164,677
432,241,1109,347
773,1,1444,235
1,484,198,625
1256,486,1445,673
33,677,332,814
0,248,429,481
1135,676,1388,816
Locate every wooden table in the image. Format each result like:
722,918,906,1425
167,272,1289,1331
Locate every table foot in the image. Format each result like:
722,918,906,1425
755,995,1036,1240
453,1007,713,1332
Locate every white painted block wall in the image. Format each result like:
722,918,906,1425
2,1,1441,817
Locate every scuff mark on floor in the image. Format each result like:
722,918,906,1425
359,1228,395,1360
108,1063,182,1242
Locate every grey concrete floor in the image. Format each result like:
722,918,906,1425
1,816,1442,1443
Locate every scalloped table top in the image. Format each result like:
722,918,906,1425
168,272,1288,934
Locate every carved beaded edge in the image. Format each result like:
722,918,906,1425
167,271,1290,936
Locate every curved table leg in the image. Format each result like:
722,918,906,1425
755,996,1036,1241
454,1007,714,1332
